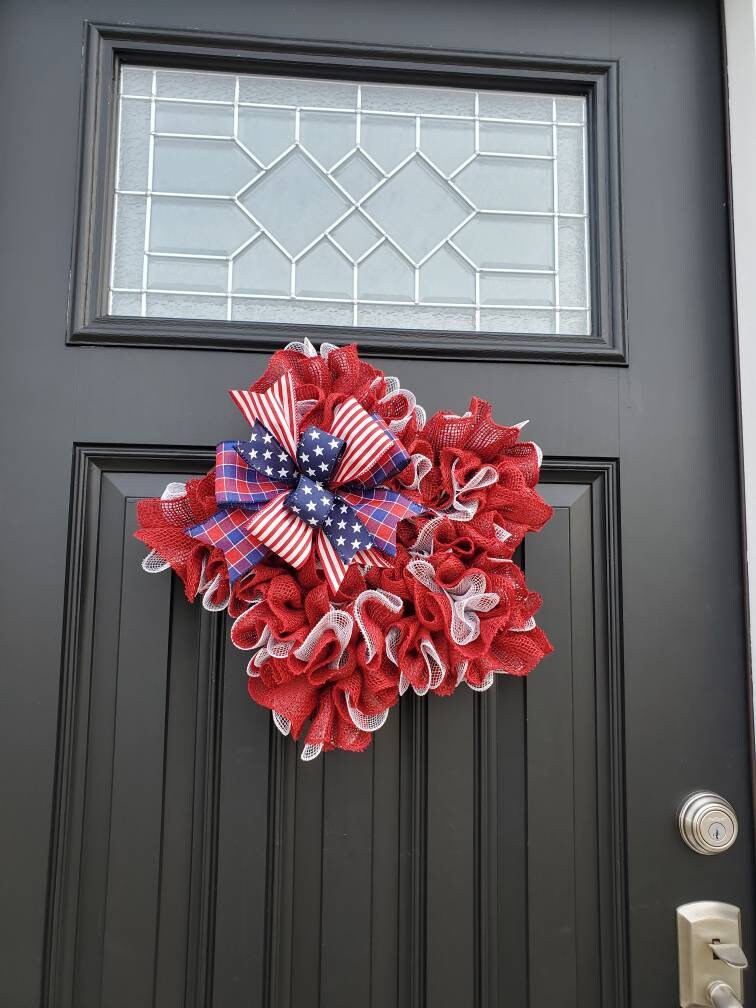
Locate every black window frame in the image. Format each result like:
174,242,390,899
68,22,625,364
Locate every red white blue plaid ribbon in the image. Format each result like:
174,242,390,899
188,372,421,593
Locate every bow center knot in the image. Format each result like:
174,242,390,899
286,474,337,528
295,425,345,485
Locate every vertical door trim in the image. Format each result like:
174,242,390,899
723,0,756,785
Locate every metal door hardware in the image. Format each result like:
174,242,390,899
679,793,738,854
678,902,747,1007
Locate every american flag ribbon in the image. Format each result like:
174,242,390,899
229,372,299,460
188,373,422,592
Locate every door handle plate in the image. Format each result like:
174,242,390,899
678,902,745,1007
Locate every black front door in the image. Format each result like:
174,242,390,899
1,2,753,1006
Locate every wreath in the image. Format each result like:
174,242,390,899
135,340,553,759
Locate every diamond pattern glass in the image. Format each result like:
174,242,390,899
111,67,591,333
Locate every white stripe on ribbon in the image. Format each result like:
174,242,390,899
330,397,394,485
246,495,312,567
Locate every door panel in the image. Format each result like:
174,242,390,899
1,2,753,1008
51,450,621,1006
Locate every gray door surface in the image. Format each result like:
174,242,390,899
1,2,754,1007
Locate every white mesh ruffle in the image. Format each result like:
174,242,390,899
406,558,499,647
161,481,187,501
294,608,353,665
141,549,170,574
467,671,495,692
440,459,499,521
284,337,339,360
272,711,292,736
399,453,432,492
353,589,404,662
345,693,389,732
408,515,443,556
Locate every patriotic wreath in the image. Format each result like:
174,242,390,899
136,340,553,759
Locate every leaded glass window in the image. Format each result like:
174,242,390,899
110,66,591,335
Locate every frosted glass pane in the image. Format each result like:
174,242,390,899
233,237,290,296
156,70,235,101
556,96,585,123
232,298,353,325
455,157,553,212
152,137,254,194
559,310,590,334
296,242,353,299
110,291,143,314
357,304,474,330
420,247,475,304
155,101,234,135
478,122,552,156
331,214,381,261
111,193,146,287
364,158,470,263
237,107,295,165
480,309,556,334
478,92,553,121
455,216,554,269
332,152,382,199
110,66,590,337
556,127,585,214
121,67,153,96
242,151,350,255
421,120,475,174
360,115,415,172
148,256,227,292
480,272,555,307
149,197,253,255
117,99,151,189
358,245,414,301
146,293,227,318
299,111,355,169
558,219,589,308
237,76,357,108
361,84,474,116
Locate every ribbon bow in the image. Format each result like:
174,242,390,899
187,372,422,593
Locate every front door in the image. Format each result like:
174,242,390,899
2,2,754,1006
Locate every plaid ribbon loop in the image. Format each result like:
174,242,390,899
187,372,422,593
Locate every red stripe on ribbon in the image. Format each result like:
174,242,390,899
354,547,393,568
316,531,348,594
228,389,258,426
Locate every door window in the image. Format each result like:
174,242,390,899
111,66,590,335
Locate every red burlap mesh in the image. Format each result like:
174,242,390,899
419,397,520,460
135,473,220,600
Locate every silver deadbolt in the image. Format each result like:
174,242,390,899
677,902,747,1007
679,792,738,854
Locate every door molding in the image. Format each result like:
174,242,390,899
67,21,626,364
44,446,627,1007
44,445,222,1008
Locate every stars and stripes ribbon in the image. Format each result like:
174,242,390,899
188,372,422,593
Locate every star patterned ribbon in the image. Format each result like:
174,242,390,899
187,372,422,593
